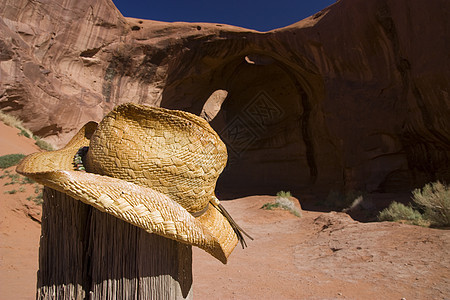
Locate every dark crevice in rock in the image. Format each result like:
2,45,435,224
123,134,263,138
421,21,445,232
299,87,317,183
137,48,168,84
148,49,167,65
278,63,318,184
0,40,14,61
0,87,28,111
34,124,62,138
313,12,324,20
80,47,101,58
94,21,117,28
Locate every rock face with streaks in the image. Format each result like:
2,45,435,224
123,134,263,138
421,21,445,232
0,0,449,197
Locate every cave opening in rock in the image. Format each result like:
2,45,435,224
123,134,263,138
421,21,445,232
204,55,315,198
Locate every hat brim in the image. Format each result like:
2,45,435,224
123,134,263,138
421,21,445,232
17,122,237,264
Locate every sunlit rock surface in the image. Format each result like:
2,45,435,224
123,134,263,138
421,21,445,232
1,0,448,196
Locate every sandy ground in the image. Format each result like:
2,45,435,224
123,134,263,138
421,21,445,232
0,184,41,299
1,121,449,299
0,122,40,156
193,197,449,300
0,122,42,298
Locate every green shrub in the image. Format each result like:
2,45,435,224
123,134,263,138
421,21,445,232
21,176,35,184
262,191,301,217
412,181,450,227
378,201,423,225
0,170,11,179
1,110,54,150
4,189,18,194
34,191,43,205
5,173,20,183
34,138,54,151
0,111,26,130
26,192,44,205
18,128,31,138
262,202,280,210
34,184,42,194
276,190,292,198
0,154,26,169
0,111,33,139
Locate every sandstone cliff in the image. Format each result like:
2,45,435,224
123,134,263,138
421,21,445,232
1,0,449,196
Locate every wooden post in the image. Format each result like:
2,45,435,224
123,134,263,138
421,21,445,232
37,187,193,299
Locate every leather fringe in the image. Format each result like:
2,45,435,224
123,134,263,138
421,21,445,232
217,203,254,248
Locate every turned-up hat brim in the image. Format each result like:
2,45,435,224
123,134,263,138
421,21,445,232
17,104,240,263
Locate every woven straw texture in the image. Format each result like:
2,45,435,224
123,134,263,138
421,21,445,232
17,103,239,263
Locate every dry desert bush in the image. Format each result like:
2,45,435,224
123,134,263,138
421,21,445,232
261,191,302,217
378,181,449,227
0,111,53,151
412,181,449,227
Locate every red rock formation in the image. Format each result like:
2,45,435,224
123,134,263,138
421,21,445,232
1,0,449,196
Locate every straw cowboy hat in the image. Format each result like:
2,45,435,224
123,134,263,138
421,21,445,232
17,103,251,264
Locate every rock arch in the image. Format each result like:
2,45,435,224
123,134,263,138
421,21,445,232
161,51,328,197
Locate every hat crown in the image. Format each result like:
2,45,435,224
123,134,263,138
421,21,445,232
85,104,228,213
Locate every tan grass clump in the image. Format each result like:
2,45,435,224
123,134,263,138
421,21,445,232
412,181,449,227
262,191,301,217
0,111,53,150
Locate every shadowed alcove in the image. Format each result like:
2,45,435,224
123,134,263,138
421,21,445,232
206,55,315,197
161,52,323,198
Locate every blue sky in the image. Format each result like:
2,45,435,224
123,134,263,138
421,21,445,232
112,0,337,32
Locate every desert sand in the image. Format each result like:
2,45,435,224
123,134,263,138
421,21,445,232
0,121,449,299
